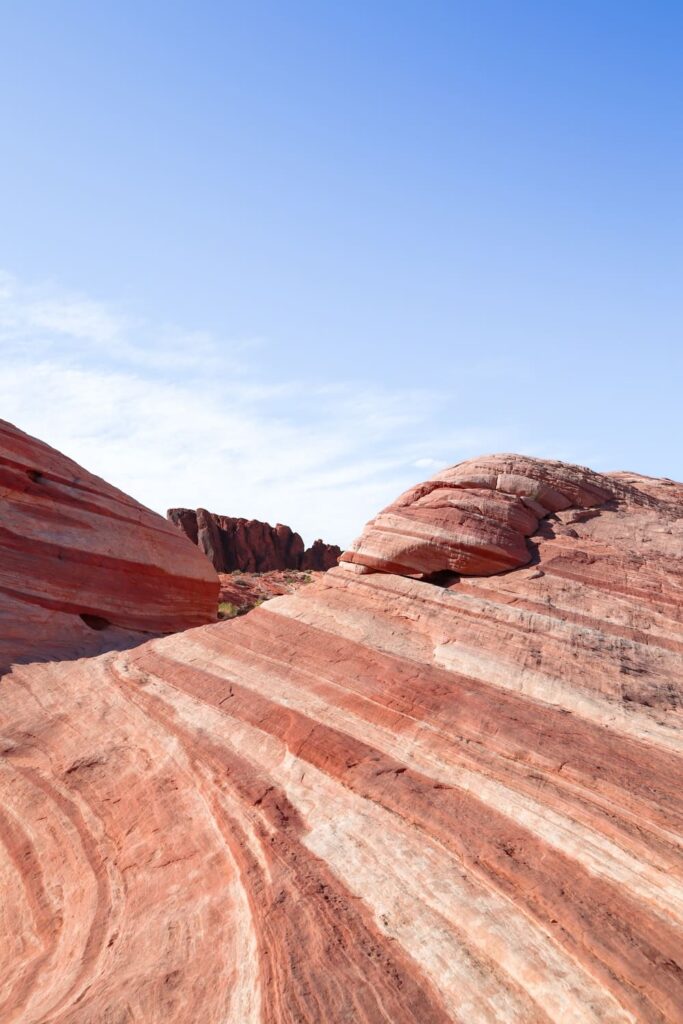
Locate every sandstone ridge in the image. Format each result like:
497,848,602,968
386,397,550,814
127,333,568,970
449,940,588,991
1,447,682,1023
0,419,218,672
167,506,341,572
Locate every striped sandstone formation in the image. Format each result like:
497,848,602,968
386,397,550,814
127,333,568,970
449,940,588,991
1,446,682,1022
0,419,218,673
340,454,615,576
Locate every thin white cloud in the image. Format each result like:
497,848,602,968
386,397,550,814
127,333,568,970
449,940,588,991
0,272,527,546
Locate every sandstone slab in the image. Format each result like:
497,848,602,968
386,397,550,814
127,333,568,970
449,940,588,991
1,451,682,1023
0,420,218,672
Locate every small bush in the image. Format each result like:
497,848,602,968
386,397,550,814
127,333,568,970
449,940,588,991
218,601,242,619
218,598,266,620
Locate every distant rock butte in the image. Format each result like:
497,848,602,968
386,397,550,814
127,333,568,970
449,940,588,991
167,506,341,572
0,419,218,672
300,536,341,571
1,437,683,1023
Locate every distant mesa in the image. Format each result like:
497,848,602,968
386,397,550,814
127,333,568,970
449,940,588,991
167,507,341,573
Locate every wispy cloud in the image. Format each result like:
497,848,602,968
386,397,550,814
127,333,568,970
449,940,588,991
0,271,526,545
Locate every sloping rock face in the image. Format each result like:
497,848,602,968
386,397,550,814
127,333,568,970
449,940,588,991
1,453,683,1023
168,507,341,572
0,420,218,672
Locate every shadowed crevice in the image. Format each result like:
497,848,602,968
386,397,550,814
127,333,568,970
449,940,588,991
79,613,112,631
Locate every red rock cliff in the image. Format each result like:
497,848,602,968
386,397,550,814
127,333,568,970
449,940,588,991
1,450,682,1023
167,506,341,572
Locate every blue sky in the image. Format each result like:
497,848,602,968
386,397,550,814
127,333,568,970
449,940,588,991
1,2,681,545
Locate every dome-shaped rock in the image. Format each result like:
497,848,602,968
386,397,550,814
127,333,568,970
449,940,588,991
340,454,618,576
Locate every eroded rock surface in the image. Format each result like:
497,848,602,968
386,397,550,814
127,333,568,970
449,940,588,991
1,452,683,1023
0,420,218,672
167,507,341,572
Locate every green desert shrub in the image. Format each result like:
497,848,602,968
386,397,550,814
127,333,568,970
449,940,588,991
218,601,241,619
218,598,266,620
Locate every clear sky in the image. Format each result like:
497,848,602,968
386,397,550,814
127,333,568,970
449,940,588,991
1,2,681,545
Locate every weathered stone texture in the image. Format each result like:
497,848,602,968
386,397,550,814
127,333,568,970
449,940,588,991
0,419,218,672
1,449,682,1023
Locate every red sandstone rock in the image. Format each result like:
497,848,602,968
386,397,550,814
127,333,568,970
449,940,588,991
0,419,218,673
1,450,683,1023
168,507,341,573
340,454,615,576
301,538,340,571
